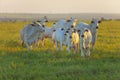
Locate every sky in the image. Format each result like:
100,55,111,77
0,0,120,13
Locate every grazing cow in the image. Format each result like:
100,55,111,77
76,18,101,50
20,23,45,51
80,28,92,57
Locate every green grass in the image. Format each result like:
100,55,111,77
0,20,120,80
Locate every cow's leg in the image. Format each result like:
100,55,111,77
78,43,80,53
25,42,30,51
21,41,24,46
86,47,90,57
91,41,95,50
92,35,96,50
51,38,56,48
81,47,85,57
37,39,40,47
42,39,45,47
34,40,38,48
60,41,63,51
67,44,71,53
55,41,58,51
75,44,78,53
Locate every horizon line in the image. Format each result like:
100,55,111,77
0,12,120,14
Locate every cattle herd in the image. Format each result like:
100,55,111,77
20,16,101,57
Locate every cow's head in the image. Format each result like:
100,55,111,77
91,18,101,29
81,28,89,38
44,16,48,22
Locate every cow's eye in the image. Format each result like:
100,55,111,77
91,21,94,23
61,28,64,30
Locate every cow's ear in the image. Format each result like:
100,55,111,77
77,30,80,32
69,36,72,39
91,21,94,23
53,29,56,32
37,20,41,22
66,31,69,33
71,25,74,28
42,25,45,27
98,20,101,23
66,19,71,22
33,22,36,24
67,28,70,30
61,28,64,30
30,24,35,26
53,22,56,24
85,29,88,32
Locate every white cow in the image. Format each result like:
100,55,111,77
53,28,72,52
53,18,76,30
80,28,92,57
20,23,45,51
33,17,49,47
76,18,101,50
38,25,56,46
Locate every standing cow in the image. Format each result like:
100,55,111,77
20,23,45,51
80,28,92,57
76,18,101,50
53,28,72,52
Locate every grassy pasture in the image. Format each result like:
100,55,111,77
0,20,120,80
